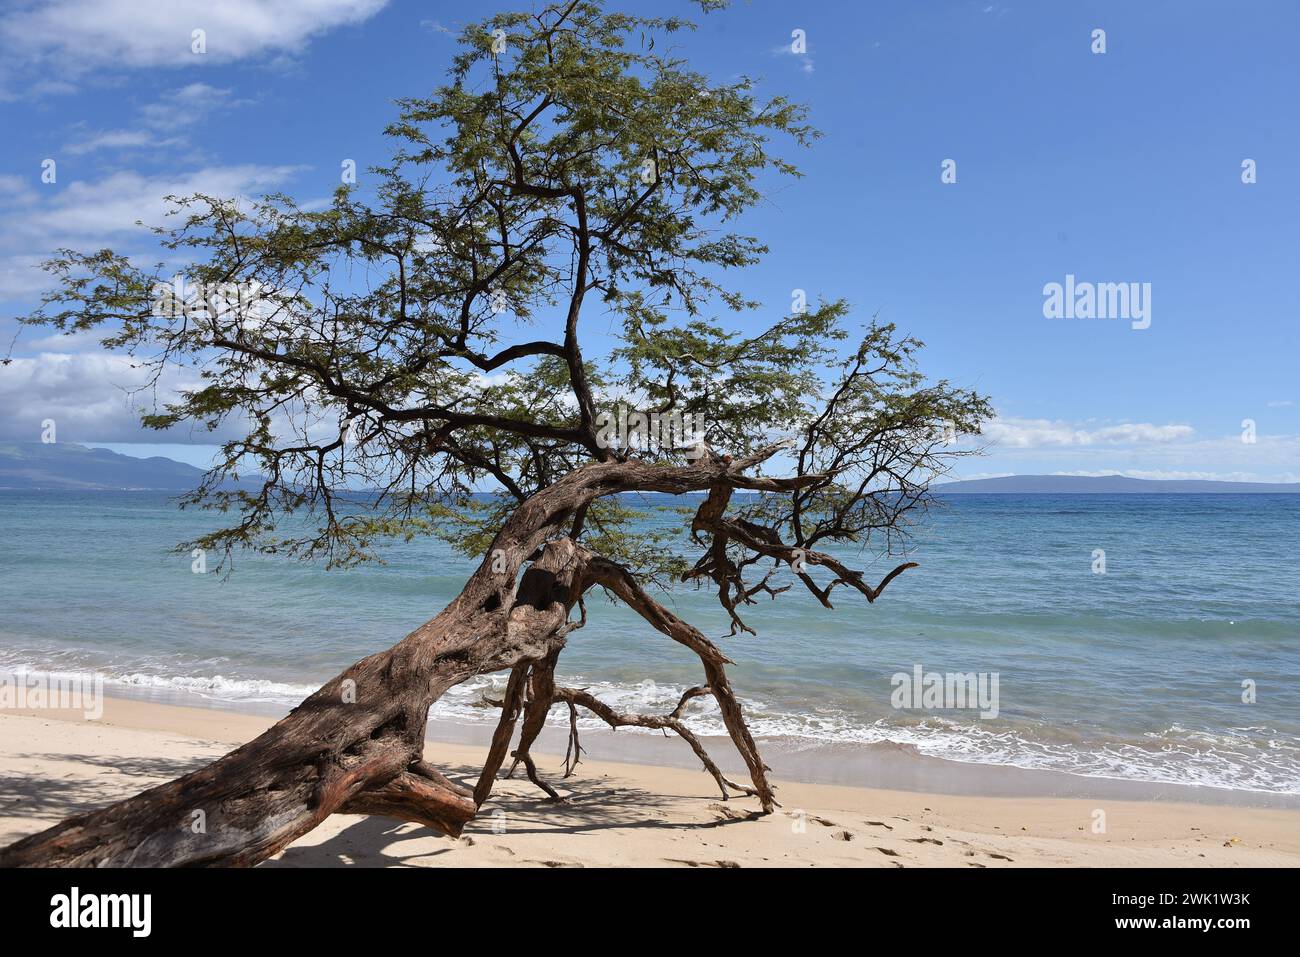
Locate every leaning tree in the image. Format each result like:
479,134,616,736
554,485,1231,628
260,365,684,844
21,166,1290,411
1,0,988,866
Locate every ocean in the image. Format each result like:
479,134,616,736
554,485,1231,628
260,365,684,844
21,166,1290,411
1,491,1297,796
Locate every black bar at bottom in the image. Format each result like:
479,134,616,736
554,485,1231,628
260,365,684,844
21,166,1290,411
0,866,1284,943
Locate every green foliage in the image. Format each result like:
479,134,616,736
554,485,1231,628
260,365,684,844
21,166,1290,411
13,0,989,582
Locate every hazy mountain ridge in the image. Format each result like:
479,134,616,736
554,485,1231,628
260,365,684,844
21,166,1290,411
3,444,1297,494
934,474,1300,494
0,443,209,490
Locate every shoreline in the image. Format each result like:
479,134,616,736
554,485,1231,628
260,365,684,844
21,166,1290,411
31,686,1300,810
3,694,1299,868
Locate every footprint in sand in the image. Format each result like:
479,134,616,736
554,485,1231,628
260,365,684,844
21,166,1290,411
664,858,741,868
784,811,839,828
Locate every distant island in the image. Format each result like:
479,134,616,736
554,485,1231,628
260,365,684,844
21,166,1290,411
934,474,1300,494
3,443,1297,495
0,442,208,490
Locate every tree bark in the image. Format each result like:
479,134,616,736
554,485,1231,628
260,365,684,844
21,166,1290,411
0,536,586,867
1,452,814,867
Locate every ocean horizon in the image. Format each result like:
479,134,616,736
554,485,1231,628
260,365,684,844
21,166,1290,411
2,488,1296,799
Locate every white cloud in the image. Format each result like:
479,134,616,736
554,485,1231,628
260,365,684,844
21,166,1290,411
770,43,814,76
946,471,1015,481
20,330,111,352
0,160,307,441
0,350,213,443
141,83,244,126
957,416,1300,484
64,83,245,155
0,254,54,299
984,417,1195,448
65,129,172,156
0,164,303,298
0,174,38,205
0,0,388,78
0,344,355,445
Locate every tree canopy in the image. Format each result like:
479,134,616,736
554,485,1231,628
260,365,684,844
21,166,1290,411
3,0,993,868
20,0,988,612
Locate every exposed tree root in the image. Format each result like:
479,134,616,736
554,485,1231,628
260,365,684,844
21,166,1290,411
0,449,901,866
551,687,763,803
478,545,779,810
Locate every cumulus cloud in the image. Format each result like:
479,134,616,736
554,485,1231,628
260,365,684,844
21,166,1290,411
64,83,245,156
0,339,355,444
0,254,54,299
17,165,299,242
0,164,302,299
142,82,241,122
0,157,309,443
0,0,387,79
0,350,214,443
958,416,1300,484
984,417,1195,448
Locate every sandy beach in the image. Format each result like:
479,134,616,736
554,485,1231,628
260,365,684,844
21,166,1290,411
1,695,1296,868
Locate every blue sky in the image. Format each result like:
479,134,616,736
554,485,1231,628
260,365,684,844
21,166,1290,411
1,0,1297,481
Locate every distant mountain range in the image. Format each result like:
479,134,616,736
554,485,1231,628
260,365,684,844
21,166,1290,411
0,443,209,490
934,474,1300,494
3,443,1297,494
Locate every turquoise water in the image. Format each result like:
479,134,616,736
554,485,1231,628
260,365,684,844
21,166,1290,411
1,491,1297,794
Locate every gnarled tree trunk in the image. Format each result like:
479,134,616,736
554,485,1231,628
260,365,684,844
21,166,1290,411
1,453,821,867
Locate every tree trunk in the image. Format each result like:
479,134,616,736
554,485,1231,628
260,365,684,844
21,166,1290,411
0,536,591,867
1,454,809,867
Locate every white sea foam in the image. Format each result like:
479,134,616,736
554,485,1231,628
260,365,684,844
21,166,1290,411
111,672,320,702
0,653,321,704
3,658,1297,794
425,671,1300,794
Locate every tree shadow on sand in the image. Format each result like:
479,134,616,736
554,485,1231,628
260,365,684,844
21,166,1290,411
0,752,213,836
267,760,762,867
3,752,759,866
